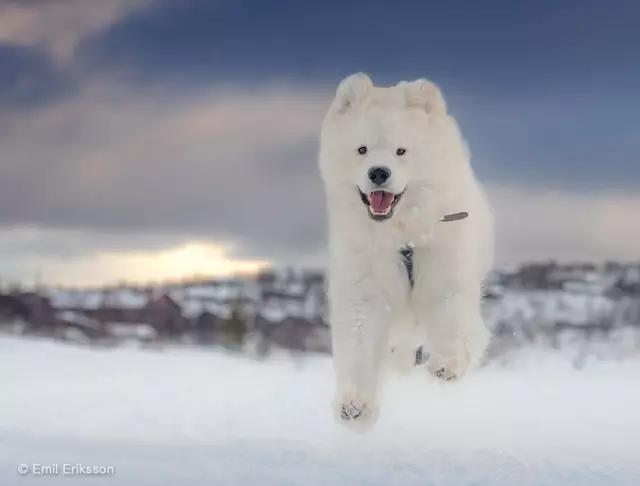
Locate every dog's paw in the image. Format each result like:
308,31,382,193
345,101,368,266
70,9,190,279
333,396,379,432
426,350,470,382
428,363,459,381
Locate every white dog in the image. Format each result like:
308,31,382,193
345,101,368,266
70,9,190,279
319,73,494,431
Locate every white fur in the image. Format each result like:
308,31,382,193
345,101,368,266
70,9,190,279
319,73,494,432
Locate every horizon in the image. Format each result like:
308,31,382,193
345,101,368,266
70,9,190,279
3,258,640,291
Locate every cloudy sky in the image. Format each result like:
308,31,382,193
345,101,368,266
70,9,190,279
1,0,639,286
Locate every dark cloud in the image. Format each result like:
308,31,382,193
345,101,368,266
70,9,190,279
456,92,640,191
0,86,327,263
77,0,640,93
70,0,640,191
0,43,72,109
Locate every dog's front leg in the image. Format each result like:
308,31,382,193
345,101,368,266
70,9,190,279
328,264,397,432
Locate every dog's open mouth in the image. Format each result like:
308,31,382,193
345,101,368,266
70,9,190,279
358,188,405,221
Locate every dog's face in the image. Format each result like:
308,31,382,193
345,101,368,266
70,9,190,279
320,73,451,222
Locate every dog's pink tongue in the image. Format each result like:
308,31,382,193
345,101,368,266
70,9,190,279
369,191,394,212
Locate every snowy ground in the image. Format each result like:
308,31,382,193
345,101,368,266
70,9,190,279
2,335,640,485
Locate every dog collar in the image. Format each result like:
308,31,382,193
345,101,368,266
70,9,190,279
440,211,469,222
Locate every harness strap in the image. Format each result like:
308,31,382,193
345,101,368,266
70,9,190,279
399,211,469,287
399,246,414,288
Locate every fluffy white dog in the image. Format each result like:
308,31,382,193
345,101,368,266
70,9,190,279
319,73,494,431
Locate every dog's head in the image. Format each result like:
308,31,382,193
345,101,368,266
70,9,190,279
320,73,463,222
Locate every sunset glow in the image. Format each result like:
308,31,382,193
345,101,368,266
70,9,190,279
38,242,270,287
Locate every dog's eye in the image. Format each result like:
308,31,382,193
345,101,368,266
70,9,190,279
396,148,406,156
357,146,368,155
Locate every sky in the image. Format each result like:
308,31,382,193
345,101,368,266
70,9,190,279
1,0,639,286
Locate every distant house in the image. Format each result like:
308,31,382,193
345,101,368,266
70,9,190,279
90,288,148,323
18,293,56,329
56,310,107,341
258,270,326,323
614,265,640,295
0,292,57,331
49,288,185,338
173,280,258,318
194,311,224,343
0,294,30,324
145,294,184,336
253,314,330,354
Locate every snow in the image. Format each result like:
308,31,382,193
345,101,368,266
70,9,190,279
48,289,104,311
173,281,250,303
168,281,258,320
180,299,233,320
48,288,149,311
2,334,640,485
102,288,148,309
105,322,157,341
56,310,102,331
484,289,629,329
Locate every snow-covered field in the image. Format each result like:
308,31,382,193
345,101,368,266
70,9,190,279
2,335,640,485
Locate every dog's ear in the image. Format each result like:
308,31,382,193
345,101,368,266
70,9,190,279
332,73,373,114
398,79,447,116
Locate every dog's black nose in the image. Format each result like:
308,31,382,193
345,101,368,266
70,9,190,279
368,167,391,186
